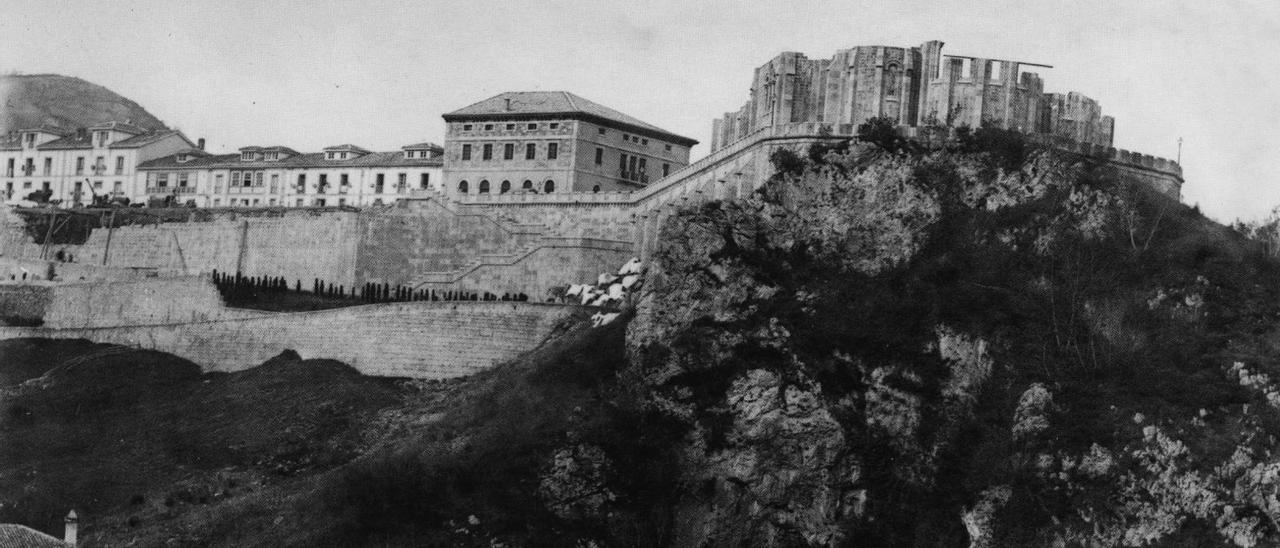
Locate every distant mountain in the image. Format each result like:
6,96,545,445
0,73,168,134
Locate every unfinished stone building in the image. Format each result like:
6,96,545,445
710,40,1115,151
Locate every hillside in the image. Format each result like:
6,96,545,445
0,74,167,133
7,130,1280,546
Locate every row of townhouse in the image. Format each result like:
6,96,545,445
0,122,194,206
0,123,444,208
137,142,443,208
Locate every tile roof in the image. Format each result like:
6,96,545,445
33,133,92,150
444,91,697,146
0,524,67,547
87,121,146,135
401,142,443,150
322,144,370,153
110,130,193,149
0,134,25,151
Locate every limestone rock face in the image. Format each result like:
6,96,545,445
671,369,852,547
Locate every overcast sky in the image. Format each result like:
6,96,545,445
0,0,1276,222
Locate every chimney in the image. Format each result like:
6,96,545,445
64,509,78,546
504,98,512,111
197,138,206,150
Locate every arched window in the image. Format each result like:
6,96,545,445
479,180,490,193
500,180,511,194
592,185,600,193
884,63,902,96
458,180,469,193
522,180,533,191
544,180,555,193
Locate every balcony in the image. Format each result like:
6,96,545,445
21,166,34,176
91,164,107,175
619,170,649,184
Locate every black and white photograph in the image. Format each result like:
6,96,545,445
0,1,1278,546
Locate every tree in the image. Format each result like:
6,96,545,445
855,116,903,152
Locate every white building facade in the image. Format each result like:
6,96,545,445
0,122,195,206
136,142,444,207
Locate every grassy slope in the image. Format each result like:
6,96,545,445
0,340,401,544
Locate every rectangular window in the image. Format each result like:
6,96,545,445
594,147,603,165
319,174,328,192
505,123,515,130
598,127,606,135
178,173,189,187
42,158,51,176
397,173,407,191
6,158,13,177
420,173,429,189
75,157,84,175
665,144,672,151
42,181,50,192
527,123,537,130
639,158,646,174
484,124,494,131
549,123,559,129
97,132,108,147
375,173,385,193
482,144,493,160
94,156,104,173
629,156,637,173
526,143,536,160
157,173,169,187
270,173,279,193
463,124,472,131
642,138,649,145
214,174,224,193
296,199,304,206
547,143,558,160
113,181,122,194
619,153,627,173
340,173,349,186
503,143,514,160
115,156,125,174
461,144,472,160
231,172,241,187
663,163,670,177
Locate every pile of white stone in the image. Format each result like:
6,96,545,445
566,257,643,327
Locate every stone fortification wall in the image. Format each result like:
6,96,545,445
0,275,243,328
0,207,361,288
0,257,158,282
355,198,543,284
0,284,50,324
0,301,577,379
40,276,246,328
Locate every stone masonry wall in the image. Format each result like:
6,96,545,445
0,301,577,379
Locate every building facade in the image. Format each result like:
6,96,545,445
136,142,443,207
0,122,195,205
442,91,696,197
711,40,1115,151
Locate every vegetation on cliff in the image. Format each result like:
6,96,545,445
7,130,1280,546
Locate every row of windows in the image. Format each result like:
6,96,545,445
461,122,561,132
146,172,431,193
461,142,559,161
457,179,555,194
597,127,674,152
592,147,671,179
4,180,125,198
4,156,125,177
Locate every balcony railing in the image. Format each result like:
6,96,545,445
146,186,195,194
619,170,649,184
91,164,107,175
21,166,34,176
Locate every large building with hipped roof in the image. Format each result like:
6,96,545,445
441,91,696,196
135,141,443,207
0,122,195,205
